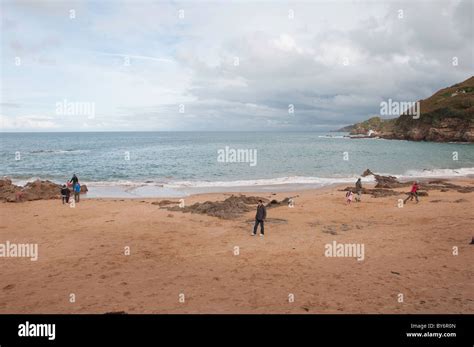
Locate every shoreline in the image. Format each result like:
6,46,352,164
6,169,474,199
86,174,474,199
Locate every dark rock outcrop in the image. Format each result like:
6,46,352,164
361,169,410,189
0,178,88,202
0,178,22,202
21,180,62,201
266,197,292,208
343,169,427,197
160,195,280,219
345,170,474,197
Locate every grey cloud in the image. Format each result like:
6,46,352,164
170,1,472,130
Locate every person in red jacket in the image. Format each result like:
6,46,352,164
404,181,419,204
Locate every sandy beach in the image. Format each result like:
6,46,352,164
0,179,473,314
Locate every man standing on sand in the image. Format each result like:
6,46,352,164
404,181,419,204
355,178,362,202
252,200,266,237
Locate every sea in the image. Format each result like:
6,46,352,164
1,132,473,197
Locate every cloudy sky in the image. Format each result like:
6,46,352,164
0,0,472,131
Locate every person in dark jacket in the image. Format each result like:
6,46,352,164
252,200,266,237
60,184,70,204
69,174,79,190
355,178,362,202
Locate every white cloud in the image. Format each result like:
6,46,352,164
0,115,58,130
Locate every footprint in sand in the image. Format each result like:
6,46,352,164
340,224,351,231
322,225,337,235
3,284,15,290
143,251,155,259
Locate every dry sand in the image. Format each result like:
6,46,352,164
0,180,473,313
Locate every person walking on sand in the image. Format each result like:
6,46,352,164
252,200,266,237
69,174,79,191
355,178,362,202
60,184,70,204
346,190,353,204
74,182,81,203
404,181,419,204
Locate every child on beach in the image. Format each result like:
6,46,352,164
346,190,353,204
60,184,70,204
74,182,81,203
404,181,419,204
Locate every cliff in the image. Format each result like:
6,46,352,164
346,76,474,142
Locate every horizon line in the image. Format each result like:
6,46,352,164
0,130,347,134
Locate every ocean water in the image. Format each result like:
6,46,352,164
1,132,473,197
